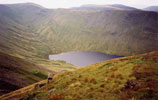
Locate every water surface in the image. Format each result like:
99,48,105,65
49,51,122,67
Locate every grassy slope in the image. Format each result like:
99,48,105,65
1,51,157,100
0,51,50,95
0,51,75,95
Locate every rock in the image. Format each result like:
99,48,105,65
104,77,109,82
34,83,46,90
69,81,81,88
34,84,39,90
121,80,138,91
47,73,55,83
48,88,56,95
39,83,46,88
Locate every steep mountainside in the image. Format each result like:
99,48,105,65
0,4,76,68
144,6,158,12
37,9,158,56
0,4,51,59
1,51,157,100
0,3,157,57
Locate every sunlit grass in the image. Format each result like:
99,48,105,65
1,51,157,100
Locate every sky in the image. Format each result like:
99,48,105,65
0,0,158,9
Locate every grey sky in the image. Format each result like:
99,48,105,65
0,0,158,8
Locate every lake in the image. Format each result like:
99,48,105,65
49,51,122,67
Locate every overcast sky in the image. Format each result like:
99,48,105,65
0,0,158,8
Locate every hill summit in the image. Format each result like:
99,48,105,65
73,4,137,11
144,6,158,12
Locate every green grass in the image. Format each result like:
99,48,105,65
1,51,157,100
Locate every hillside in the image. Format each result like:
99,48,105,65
0,3,157,58
0,4,76,69
0,51,50,95
0,4,76,94
0,51,76,95
31,9,158,56
0,4,51,59
144,6,158,12
0,51,157,100
0,5,76,94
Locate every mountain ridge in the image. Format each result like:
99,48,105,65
72,4,138,11
0,3,158,56
144,6,158,12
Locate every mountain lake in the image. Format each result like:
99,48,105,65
49,51,122,67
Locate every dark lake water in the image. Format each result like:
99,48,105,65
49,51,122,67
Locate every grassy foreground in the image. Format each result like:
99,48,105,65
0,51,157,100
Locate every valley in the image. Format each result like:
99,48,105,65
0,2,157,99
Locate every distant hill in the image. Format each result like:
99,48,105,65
1,51,157,100
110,4,138,10
72,4,137,11
144,6,158,12
0,3,158,57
